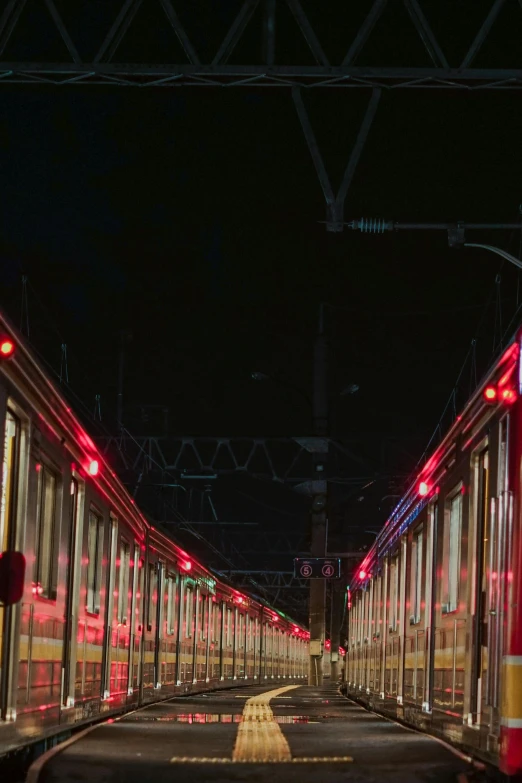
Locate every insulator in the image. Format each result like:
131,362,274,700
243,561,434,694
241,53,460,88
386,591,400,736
357,217,387,234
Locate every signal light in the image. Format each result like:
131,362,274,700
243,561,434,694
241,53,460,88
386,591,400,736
484,386,497,402
418,481,429,497
181,560,192,572
0,338,15,358
88,460,99,476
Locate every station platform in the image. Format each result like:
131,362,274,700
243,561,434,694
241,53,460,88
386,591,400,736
28,684,485,782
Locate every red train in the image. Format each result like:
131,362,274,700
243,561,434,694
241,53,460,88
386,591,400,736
345,330,522,776
0,312,309,760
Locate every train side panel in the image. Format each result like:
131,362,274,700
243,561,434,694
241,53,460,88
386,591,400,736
345,340,522,776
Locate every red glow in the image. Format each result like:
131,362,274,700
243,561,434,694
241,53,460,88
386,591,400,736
0,338,15,358
418,481,429,497
35,463,41,472
88,459,99,476
358,569,367,580
484,386,497,402
501,387,517,404
181,560,192,572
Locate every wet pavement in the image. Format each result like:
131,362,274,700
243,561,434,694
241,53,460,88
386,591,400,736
29,684,484,782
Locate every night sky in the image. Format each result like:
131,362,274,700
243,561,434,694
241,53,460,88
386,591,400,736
1,0,522,610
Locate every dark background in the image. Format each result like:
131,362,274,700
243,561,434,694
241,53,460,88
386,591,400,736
1,0,522,616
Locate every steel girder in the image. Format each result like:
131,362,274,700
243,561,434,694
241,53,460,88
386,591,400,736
97,432,375,489
2,1,521,231
217,570,309,590
0,0,521,90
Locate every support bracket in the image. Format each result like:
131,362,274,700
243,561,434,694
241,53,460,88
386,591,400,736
292,87,381,232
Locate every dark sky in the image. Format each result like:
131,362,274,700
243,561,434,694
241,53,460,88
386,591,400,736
1,0,522,572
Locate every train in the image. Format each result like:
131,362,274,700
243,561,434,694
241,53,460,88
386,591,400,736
344,329,522,777
0,311,311,761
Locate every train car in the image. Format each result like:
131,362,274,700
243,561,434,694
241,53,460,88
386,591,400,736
344,331,522,777
0,313,309,761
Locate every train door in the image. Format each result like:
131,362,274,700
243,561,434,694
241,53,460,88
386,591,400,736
154,563,164,689
469,446,489,724
424,500,438,713
102,517,118,699
132,548,144,693
62,475,84,707
0,405,26,721
470,423,508,731
128,545,140,694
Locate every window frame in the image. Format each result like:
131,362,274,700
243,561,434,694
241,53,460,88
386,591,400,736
410,526,423,625
86,507,104,614
442,485,463,614
117,537,131,625
185,584,194,639
388,553,399,632
147,562,157,631
166,573,177,636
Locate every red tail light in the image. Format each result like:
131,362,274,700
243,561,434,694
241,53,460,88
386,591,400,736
0,338,15,358
501,388,516,404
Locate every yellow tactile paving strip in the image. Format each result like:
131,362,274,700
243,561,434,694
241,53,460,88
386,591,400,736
232,685,298,762
170,686,353,764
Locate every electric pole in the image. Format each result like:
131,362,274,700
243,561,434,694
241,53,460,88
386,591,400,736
309,304,328,685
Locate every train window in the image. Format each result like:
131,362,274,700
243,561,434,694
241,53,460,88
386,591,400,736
200,595,207,641
443,489,462,613
34,461,59,600
157,564,165,638
213,602,221,643
117,539,130,625
410,528,423,624
1,409,20,552
373,575,382,636
238,613,244,648
498,417,508,493
166,575,176,635
226,607,232,647
86,510,104,613
389,555,399,632
185,585,194,638
147,564,157,631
